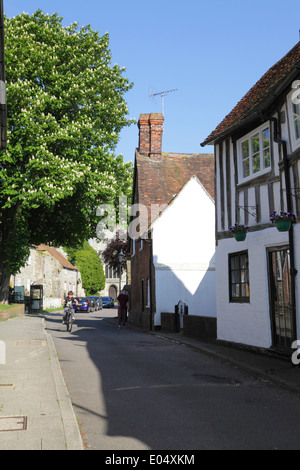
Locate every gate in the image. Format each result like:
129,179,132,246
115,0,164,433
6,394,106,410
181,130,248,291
268,247,293,349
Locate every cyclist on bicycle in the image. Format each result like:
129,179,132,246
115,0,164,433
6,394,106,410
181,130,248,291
62,291,78,324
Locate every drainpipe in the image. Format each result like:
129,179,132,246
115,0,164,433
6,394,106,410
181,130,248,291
269,115,298,342
143,235,153,331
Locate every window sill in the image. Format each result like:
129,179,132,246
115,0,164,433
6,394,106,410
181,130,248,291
238,167,272,185
237,170,277,189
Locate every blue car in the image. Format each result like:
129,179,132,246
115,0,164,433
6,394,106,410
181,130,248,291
101,296,114,308
73,297,91,312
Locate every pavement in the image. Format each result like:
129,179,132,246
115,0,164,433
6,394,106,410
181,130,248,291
0,312,300,450
0,313,84,450
150,330,300,395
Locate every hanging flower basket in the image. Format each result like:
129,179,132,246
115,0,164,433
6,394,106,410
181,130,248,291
229,223,249,241
270,211,296,232
275,219,291,232
234,231,247,241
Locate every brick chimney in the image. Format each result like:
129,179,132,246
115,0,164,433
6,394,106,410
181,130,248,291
138,113,164,158
138,114,150,156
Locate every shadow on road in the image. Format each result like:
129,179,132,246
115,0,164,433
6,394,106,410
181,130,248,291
45,308,300,451
46,308,205,450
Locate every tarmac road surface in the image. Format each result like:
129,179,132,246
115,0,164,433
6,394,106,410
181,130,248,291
46,309,300,450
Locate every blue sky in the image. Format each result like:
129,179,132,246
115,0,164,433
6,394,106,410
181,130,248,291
4,0,300,162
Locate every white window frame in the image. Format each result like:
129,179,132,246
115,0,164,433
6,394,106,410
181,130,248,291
292,102,300,140
237,123,271,183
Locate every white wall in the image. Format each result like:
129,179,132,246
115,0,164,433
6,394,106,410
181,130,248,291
152,176,216,326
293,224,300,341
216,226,297,348
43,297,63,309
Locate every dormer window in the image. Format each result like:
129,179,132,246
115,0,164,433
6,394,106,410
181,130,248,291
238,124,271,182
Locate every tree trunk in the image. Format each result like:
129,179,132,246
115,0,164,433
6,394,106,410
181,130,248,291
0,267,10,304
0,206,28,304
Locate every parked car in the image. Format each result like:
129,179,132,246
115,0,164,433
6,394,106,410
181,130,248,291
101,296,114,308
89,296,102,310
73,297,91,312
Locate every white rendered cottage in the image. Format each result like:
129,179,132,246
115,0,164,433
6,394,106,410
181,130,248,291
130,113,216,338
202,42,300,353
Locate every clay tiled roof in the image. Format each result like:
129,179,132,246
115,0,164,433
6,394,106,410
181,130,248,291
35,245,79,271
202,42,300,146
134,151,214,214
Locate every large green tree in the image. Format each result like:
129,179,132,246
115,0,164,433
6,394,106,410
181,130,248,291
0,10,133,301
66,241,105,296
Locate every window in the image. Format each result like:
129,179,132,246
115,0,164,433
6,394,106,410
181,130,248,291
239,125,270,181
147,278,150,307
141,280,144,310
229,251,250,302
292,102,300,140
287,85,300,148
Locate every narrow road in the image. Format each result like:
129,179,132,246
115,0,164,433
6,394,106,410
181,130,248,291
46,309,300,450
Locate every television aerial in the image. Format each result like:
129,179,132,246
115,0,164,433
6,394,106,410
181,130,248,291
149,87,178,115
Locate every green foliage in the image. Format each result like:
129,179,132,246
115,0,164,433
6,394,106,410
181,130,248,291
65,241,105,296
0,10,134,281
101,231,129,273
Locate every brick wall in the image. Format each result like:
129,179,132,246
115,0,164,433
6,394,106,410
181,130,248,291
130,113,164,328
129,236,156,328
161,312,217,339
183,315,217,340
0,304,25,320
161,312,178,332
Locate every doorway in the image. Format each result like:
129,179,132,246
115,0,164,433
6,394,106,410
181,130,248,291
268,247,293,349
109,285,117,300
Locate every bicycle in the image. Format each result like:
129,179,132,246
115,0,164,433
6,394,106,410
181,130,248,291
65,306,74,332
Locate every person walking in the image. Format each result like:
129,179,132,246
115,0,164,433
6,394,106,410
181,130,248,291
117,288,128,328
